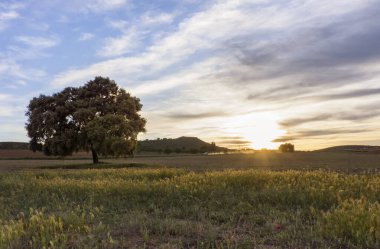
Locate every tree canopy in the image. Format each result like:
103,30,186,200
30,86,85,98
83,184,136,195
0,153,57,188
279,143,295,153
26,76,146,163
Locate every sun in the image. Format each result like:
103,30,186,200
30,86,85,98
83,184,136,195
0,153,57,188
244,119,285,149
223,113,285,149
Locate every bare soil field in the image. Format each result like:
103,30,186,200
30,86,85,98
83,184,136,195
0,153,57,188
1,151,380,172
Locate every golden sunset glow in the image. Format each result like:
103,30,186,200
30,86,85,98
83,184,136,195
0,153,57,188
221,113,286,149
245,122,285,149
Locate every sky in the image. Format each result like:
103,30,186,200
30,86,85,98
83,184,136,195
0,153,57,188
1,0,380,150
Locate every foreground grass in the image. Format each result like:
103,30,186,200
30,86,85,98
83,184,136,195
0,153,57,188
0,166,380,248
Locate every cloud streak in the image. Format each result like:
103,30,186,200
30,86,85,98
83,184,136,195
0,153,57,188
164,111,228,120
273,128,371,143
79,33,95,41
0,2,23,31
97,28,141,57
15,35,60,49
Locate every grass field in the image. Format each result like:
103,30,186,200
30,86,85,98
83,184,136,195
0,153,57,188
1,152,380,248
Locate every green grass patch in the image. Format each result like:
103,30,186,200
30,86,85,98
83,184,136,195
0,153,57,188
0,167,379,248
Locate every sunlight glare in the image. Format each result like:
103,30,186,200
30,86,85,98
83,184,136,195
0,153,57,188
223,113,285,149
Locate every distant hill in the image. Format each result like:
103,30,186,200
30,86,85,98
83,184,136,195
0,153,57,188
0,142,29,150
138,136,228,153
317,145,380,153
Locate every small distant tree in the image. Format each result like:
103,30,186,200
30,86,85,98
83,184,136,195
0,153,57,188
209,142,217,152
25,76,146,164
279,143,295,153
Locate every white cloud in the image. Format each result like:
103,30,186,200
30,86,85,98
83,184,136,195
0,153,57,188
0,10,18,20
15,35,60,49
141,12,175,25
0,2,24,10
108,19,129,30
0,94,27,126
97,28,140,57
0,10,19,30
97,12,175,58
0,2,24,30
131,56,231,96
86,0,127,12
0,94,11,101
6,35,60,62
0,59,46,82
50,1,260,86
79,32,95,41
0,106,13,117
52,0,372,88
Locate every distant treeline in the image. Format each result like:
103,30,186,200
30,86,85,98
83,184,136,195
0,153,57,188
0,142,29,150
137,136,228,154
0,137,229,154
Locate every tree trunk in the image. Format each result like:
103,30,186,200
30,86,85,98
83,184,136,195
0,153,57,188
91,148,99,164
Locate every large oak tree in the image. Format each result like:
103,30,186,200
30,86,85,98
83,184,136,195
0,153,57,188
26,76,146,163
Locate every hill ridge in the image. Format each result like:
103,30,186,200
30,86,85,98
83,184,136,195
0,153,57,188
138,136,227,153
316,145,380,153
